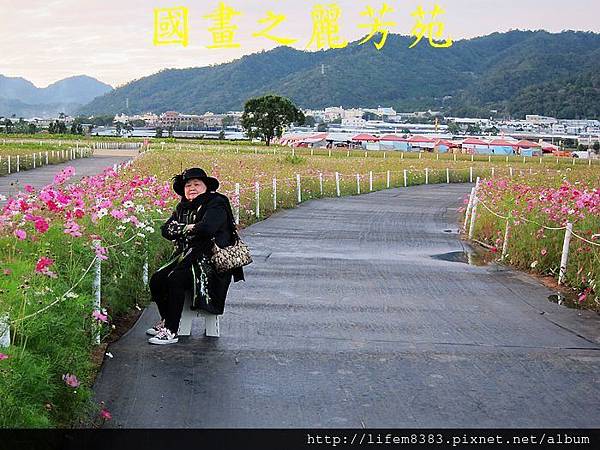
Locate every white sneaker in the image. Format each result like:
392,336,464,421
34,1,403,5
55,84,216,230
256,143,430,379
146,319,165,336
148,327,179,345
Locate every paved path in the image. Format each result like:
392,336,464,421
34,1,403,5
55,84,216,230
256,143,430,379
94,183,600,428
0,154,132,202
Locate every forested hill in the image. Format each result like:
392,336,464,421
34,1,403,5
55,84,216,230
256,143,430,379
78,30,600,119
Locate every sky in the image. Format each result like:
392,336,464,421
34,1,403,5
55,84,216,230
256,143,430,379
1,0,599,88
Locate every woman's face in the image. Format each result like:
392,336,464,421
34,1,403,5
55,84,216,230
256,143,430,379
184,178,207,201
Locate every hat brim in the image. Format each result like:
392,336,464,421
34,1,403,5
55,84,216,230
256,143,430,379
173,175,219,197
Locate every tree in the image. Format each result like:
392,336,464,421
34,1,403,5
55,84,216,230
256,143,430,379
447,122,461,135
155,127,163,138
167,126,174,138
3,119,13,133
218,130,225,140
317,123,328,132
466,123,481,135
241,95,304,146
593,141,600,154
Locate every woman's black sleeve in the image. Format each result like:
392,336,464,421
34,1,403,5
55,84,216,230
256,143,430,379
186,204,228,240
161,208,185,241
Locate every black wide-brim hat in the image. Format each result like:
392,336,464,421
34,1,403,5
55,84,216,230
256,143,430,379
172,167,219,196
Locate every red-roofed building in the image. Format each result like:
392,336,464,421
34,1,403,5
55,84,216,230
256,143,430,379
462,137,490,154
407,135,435,150
379,134,410,151
488,138,517,155
352,133,380,142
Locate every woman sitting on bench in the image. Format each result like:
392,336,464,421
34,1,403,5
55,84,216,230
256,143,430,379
147,167,244,345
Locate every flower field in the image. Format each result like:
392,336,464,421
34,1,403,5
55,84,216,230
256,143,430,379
466,170,600,308
0,142,598,427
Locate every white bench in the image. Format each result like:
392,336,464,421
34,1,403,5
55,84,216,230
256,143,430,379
178,290,220,337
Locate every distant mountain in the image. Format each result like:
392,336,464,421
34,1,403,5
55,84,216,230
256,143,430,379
0,75,112,117
78,30,600,119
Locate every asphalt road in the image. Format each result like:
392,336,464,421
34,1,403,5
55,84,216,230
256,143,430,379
93,183,600,428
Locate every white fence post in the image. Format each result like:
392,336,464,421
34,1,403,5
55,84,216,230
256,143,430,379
403,169,407,187
468,194,479,239
469,166,473,183
335,172,340,197
471,154,474,162
558,222,573,285
401,152,404,160
296,174,302,203
346,150,350,157
319,172,323,196
491,167,495,177
419,152,422,160
16,155,20,173
453,153,456,162
488,155,491,163
501,218,511,260
510,167,514,177
255,181,260,218
7,155,10,174
446,167,450,184
0,314,10,348
328,149,332,158
291,147,295,157
464,187,476,230
356,173,361,194
364,151,368,158
142,250,149,286
436,153,439,161
92,241,102,345
425,168,429,185
234,183,240,225
273,178,277,210
386,170,390,188
369,171,373,191
33,153,36,169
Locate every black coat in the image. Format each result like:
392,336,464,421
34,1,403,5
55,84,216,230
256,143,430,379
158,191,244,314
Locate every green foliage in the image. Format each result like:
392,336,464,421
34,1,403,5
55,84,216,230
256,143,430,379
241,95,304,146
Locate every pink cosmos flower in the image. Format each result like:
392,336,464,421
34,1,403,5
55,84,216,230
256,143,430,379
14,229,26,240
35,257,54,272
92,241,108,261
62,373,80,388
0,353,9,360
24,184,35,193
541,248,548,256
3,269,12,276
100,409,112,421
35,257,57,278
34,218,49,233
92,310,108,323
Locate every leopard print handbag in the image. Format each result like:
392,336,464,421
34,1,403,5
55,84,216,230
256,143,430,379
210,197,253,273
210,238,253,273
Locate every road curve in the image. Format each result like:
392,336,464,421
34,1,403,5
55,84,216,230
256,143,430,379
94,183,600,428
